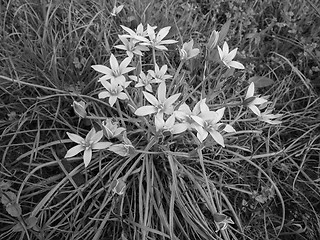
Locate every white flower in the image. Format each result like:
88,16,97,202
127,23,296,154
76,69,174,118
98,80,128,107
148,63,172,83
134,82,180,118
217,42,244,69
180,39,200,61
65,128,112,167
92,54,134,86
111,5,123,16
192,104,235,146
243,82,268,116
258,109,283,124
141,25,177,51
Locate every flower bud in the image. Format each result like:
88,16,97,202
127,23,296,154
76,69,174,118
207,30,219,50
72,100,87,118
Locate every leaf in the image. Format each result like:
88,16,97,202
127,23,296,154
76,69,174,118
248,76,274,88
0,181,11,190
6,203,22,217
218,19,231,45
26,216,38,229
1,191,16,205
11,216,38,232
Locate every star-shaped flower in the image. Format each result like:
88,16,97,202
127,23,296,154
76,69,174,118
65,128,112,167
243,82,268,116
115,35,149,58
258,109,283,124
91,54,135,86
129,71,154,92
155,114,176,132
148,63,172,83
111,4,123,16
134,82,180,118
98,80,128,107
120,23,151,42
217,42,244,69
192,105,235,146
102,118,126,139
141,24,177,51
171,100,204,134
180,39,200,61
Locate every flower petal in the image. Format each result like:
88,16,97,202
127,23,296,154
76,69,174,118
248,105,261,116
209,130,225,147
92,141,113,150
164,93,180,108
99,91,111,99
157,82,167,103
67,132,84,143
157,26,171,41
90,130,104,143
91,65,112,75
228,61,245,69
109,54,119,70
135,105,157,116
171,123,188,134
246,83,255,99
65,145,84,158
83,149,92,167
143,91,159,106
216,107,225,121
109,96,117,107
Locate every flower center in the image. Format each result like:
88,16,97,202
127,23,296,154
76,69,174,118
81,140,92,149
112,68,121,77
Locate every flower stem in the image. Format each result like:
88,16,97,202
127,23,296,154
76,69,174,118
116,100,126,128
168,60,185,95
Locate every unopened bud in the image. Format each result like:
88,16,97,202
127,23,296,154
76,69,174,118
208,30,219,49
72,100,87,118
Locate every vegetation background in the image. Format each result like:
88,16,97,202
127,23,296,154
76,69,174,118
0,0,320,239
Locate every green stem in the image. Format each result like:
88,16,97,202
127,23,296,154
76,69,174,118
168,60,185,95
116,100,126,128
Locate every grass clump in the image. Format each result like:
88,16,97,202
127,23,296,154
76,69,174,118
1,1,320,240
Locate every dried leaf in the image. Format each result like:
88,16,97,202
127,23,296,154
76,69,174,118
218,19,231,45
6,203,22,217
1,191,16,205
248,76,274,88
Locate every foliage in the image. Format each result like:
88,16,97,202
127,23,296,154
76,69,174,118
1,0,320,240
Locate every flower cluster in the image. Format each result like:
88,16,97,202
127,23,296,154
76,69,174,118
64,22,283,236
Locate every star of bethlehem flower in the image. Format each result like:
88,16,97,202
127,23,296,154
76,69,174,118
192,102,235,146
148,63,172,83
98,80,128,107
258,109,283,124
111,4,123,16
141,24,178,51
65,128,112,168
91,54,135,86
129,71,155,92
102,118,126,139
171,100,204,134
155,114,175,132
120,23,151,42
217,41,244,69
243,82,268,116
115,35,149,58
134,82,180,118
180,39,200,61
